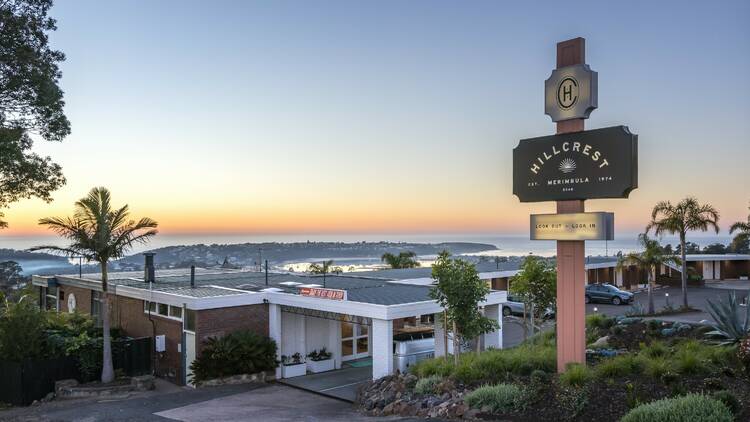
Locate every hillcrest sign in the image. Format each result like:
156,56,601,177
510,37,638,372
513,126,638,202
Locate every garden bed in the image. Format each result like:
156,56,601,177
357,316,750,421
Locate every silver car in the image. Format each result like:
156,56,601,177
503,294,555,319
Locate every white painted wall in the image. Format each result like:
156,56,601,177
703,261,714,280
483,304,503,350
371,319,393,380
715,261,721,280
434,313,446,357
281,312,306,358
305,316,331,355
269,304,282,379
615,269,623,287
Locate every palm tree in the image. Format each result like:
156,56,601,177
31,187,157,383
381,251,420,269
730,205,750,240
617,234,681,314
308,260,342,286
646,197,719,308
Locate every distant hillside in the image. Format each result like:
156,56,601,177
116,241,497,269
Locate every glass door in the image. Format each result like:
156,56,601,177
341,322,370,361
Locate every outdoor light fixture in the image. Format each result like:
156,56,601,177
593,307,598,313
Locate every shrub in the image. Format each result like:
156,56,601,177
414,374,442,395
711,390,740,415
0,299,47,362
640,356,671,379
596,354,642,378
586,314,614,330
559,363,592,387
529,369,549,384
411,357,454,378
674,348,707,375
306,347,332,361
464,383,523,414
620,394,733,422
190,331,278,383
639,341,668,358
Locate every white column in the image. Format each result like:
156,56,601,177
328,319,342,369
483,304,503,350
268,304,282,379
371,319,393,380
434,313,446,358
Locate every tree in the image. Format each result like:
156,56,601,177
646,197,719,308
509,256,556,336
617,234,681,314
0,0,70,228
31,187,157,383
381,251,420,269
430,251,498,363
676,242,700,255
729,206,750,254
0,261,23,288
702,243,727,254
308,259,342,286
0,296,48,362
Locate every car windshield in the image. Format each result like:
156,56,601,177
606,285,623,293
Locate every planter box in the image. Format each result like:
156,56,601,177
281,363,306,378
307,359,334,374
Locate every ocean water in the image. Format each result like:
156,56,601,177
0,233,732,258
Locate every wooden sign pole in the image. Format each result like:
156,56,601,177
555,37,587,371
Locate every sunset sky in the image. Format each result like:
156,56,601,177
2,1,748,238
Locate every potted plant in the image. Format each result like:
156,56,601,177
306,348,334,373
280,352,306,378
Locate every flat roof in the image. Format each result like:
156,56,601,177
49,268,439,306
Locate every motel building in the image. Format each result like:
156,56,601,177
32,256,507,387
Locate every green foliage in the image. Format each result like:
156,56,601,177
430,251,498,348
586,314,615,330
307,260,342,275
705,291,750,345
413,375,442,395
641,356,671,378
617,234,680,314
190,330,278,383
0,0,71,229
620,394,732,422
464,383,524,414
411,339,555,384
640,341,668,358
0,298,47,361
596,354,642,379
559,363,592,387
306,347,332,361
555,385,588,418
381,251,420,269
710,390,740,416
411,356,454,378
509,256,556,320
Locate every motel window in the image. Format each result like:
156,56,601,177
144,300,186,322
45,286,58,311
185,309,196,332
168,305,182,319
144,301,156,313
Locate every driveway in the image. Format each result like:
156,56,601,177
0,382,419,422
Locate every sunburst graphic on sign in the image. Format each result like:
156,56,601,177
558,158,577,174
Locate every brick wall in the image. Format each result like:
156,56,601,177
194,304,269,356
110,295,182,383
58,285,93,315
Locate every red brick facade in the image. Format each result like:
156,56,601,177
194,304,269,357
110,295,183,382
58,285,93,314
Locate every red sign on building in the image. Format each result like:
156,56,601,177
299,287,347,301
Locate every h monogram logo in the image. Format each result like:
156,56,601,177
557,77,579,109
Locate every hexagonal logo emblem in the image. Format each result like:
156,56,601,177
545,64,598,122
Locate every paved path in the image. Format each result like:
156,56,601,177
0,383,420,422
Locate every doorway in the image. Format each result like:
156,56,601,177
341,322,369,361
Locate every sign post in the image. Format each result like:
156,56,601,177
512,37,638,372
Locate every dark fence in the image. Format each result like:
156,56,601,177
0,336,151,406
